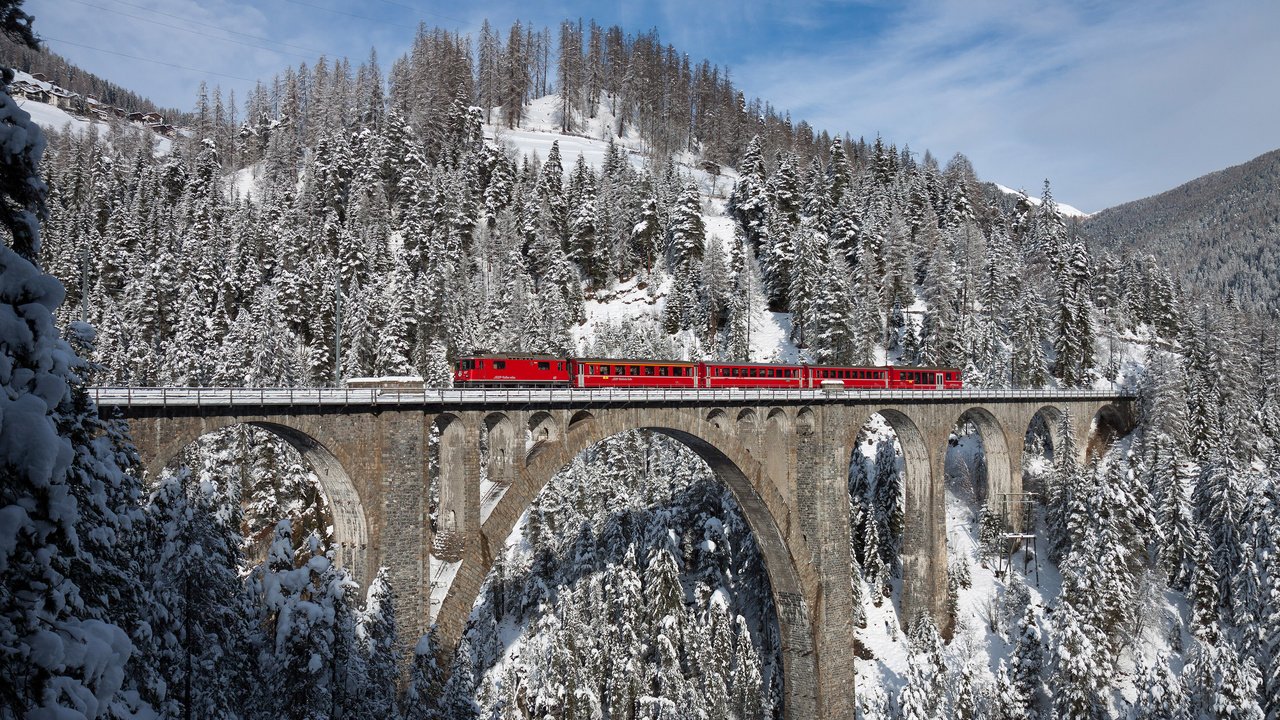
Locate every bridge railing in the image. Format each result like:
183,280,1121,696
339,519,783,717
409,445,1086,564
89,386,1136,408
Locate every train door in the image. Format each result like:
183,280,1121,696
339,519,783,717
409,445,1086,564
577,361,586,388
935,372,944,388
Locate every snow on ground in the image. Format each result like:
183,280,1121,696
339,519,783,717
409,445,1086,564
228,161,264,202
488,94,738,194
428,556,463,624
15,95,100,134
995,182,1092,218
12,70,174,155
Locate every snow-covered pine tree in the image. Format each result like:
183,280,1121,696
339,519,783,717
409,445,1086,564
898,615,946,719
0,52,154,718
1010,603,1045,716
1133,653,1187,720
143,470,252,719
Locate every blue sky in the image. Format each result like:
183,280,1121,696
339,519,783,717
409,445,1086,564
28,0,1280,212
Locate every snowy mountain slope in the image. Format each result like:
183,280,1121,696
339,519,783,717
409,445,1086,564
994,182,1091,218
489,94,739,198
13,70,175,154
494,94,790,362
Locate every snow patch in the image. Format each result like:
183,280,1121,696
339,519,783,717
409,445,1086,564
995,182,1092,218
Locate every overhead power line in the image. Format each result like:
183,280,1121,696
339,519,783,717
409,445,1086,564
41,37,258,82
364,0,468,26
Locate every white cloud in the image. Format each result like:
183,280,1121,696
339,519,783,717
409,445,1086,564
735,0,1280,211
28,0,410,109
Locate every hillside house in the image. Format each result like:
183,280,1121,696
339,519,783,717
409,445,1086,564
49,87,76,110
10,80,48,103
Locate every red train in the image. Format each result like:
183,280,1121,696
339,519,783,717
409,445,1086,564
453,355,963,390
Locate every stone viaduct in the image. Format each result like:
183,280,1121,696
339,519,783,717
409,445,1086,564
94,386,1134,719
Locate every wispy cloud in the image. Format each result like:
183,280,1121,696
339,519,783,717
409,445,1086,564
735,0,1280,210
27,0,1279,211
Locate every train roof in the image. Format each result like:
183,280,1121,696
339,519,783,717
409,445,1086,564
574,357,698,366
808,364,961,372
458,353,563,360
703,360,806,368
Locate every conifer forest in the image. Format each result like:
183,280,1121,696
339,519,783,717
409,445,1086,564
3,4,1280,719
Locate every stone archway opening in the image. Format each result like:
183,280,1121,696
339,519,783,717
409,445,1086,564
525,411,559,461
940,408,1021,632
480,413,517,523
1087,404,1129,462
847,410,934,639
443,427,795,719
1024,405,1064,496
429,414,468,563
159,421,369,585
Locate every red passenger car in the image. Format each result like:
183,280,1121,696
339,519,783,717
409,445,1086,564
453,355,570,387
570,358,698,388
453,353,964,391
700,362,806,389
887,367,963,390
807,365,963,389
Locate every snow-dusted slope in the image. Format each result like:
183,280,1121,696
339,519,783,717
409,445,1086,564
995,182,1092,218
495,94,791,362
13,70,174,155
487,94,738,198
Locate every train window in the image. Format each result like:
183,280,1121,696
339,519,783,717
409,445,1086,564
627,366,638,376
492,360,505,370
659,367,669,376
613,365,623,375
645,366,655,376
537,362,550,371
732,368,740,377
749,369,757,377
558,363,564,371
477,360,486,369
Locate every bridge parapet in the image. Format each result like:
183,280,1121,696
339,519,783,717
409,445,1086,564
91,385,1136,409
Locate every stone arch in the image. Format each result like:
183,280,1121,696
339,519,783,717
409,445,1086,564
736,408,759,434
432,413,468,562
567,410,594,432
482,413,518,523
147,417,371,586
846,408,942,633
764,408,793,502
525,411,559,461
440,408,819,717
1025,404,1064,461
707,408,730,432
1086,403,1129,461
950,407,1014,511
796,407,816,437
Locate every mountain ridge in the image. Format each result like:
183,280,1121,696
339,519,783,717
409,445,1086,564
1082,147,1280,310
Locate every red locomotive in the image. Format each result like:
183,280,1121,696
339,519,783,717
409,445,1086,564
454,355,962,390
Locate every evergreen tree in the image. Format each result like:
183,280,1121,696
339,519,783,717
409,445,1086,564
356,568,400,717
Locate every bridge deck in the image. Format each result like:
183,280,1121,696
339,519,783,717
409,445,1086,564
90,386,1135,408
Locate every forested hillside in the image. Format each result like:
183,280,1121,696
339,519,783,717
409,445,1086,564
1083,148,1280,311
5,10,1280,720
